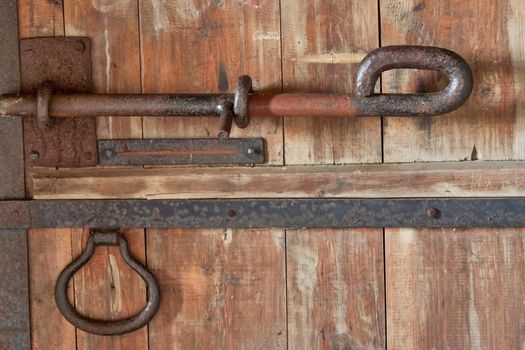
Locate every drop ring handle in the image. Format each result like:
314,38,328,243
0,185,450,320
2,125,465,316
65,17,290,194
355,45,473,116
55,230,160,336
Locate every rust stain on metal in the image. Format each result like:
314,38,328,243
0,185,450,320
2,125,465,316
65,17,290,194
20,37,98,168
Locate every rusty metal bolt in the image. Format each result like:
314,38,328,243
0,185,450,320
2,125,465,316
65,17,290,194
226,209,236,218
426,208,441,219
30,150,40,160
104,149,115,158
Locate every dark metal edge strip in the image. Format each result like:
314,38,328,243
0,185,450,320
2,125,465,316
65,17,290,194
1,198,524,229
98,138,265,165
0,0,30,348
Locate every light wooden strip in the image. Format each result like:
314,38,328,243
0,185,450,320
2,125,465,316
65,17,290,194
32,161,525,199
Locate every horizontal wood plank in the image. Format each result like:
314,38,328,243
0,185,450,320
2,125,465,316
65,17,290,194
32,161,525,199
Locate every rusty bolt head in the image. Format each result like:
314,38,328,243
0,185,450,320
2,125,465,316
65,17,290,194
104,149,115,158
226,209,236,218
30,150,40,160
74,40,86,53
426,208,441,219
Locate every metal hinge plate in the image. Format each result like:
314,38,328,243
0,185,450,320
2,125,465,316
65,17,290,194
21,37,98,168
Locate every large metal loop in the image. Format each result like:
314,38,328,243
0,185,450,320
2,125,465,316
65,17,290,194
55,230,160,336
355,45,473,116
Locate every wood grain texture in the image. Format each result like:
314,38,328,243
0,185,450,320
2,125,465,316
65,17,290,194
282,1,385,348
28,229,76,350
382,1,525,348
138,0,283,164
32,161,525,199
73,229,148,350
64,0,143,139
281,0,381,165
387,228,525,349
147,228,286,349
139,1,286,348
287,229,385,349
17,0,64,38
381,0,525,162
18,3,76,350
62,2,147,349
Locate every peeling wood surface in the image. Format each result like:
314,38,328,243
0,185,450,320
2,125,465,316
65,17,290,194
381,0,525,348
32,161,525,199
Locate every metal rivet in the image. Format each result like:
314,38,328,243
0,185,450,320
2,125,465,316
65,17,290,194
226,209,236,218
30,150,40,160
426,208,441,219
105,149,114,158
247,147,256,155
74,40,86,53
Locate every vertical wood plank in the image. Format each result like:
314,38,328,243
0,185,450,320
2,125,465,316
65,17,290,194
147,229,286,349
18,3,76,349
28,229,76,350
64,0,143,139
282,1,385,349
139,1,286,348
139,0,283,164
382,0,525,348
281,0,382,165
386,228,525,349
63,1,147,349
287,229,385,349
18,0,64,38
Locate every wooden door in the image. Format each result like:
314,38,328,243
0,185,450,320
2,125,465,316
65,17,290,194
20,0,525,349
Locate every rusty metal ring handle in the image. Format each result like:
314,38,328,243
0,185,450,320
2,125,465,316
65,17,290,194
355,45,473,116
55,230,160,336
233,75,252,128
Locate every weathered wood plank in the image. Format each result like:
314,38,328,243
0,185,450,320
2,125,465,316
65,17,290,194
63,1,147,348
18,0,64,38
282,1,385,348
147,228,286,349
382,0,525,348
287,229,385,349
281,0,381,165
28,229,76,350
18,3,76,350
138,0,283,164
138,1,286,348
64,0,142,139
386,228,525,349
32,161,525,199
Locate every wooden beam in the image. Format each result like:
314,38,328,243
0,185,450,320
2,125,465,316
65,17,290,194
32,161,525,199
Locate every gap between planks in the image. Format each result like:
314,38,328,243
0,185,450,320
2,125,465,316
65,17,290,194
30,160,525,199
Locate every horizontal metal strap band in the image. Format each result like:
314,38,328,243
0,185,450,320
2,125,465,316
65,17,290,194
1,198,524,229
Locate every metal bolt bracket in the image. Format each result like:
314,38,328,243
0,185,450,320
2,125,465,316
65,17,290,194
55,230,160,336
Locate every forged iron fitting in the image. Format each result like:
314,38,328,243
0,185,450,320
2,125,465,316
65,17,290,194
55,230,160,335
0,45,473,128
